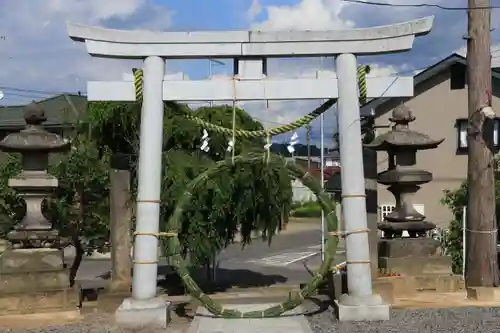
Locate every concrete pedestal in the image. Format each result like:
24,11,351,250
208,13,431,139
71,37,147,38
378,238,462,293
115,296,172,329
0,248,80,315
334,294,390,321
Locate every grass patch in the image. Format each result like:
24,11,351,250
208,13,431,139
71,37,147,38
290,201,322,218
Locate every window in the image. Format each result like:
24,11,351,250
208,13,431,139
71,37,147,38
450,63,466,90
379,204,395,221
455,118,500,153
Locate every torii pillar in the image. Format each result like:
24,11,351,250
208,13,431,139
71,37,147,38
68,16,434,327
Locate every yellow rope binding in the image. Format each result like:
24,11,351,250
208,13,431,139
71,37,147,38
133,68,143,101
132,231,178,264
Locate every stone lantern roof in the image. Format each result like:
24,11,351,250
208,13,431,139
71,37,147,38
364,104,444,151
0,102,70,153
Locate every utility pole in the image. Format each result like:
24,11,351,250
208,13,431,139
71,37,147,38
306,124,312,172
465,0,499,287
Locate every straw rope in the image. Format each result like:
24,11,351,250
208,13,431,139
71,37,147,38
132,65,370,138
162,153,340,318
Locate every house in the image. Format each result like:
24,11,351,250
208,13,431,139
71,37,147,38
361,53,500,229
0,94,87,140
286,155,341,202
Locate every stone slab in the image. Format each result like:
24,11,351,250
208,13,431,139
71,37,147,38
378,238,439,258
466,287,500,301
379,256,452,275
0,288,80,315
186,303,313,333
335,293,390,321
414,274,464,292
0,248,65,273
0,270,70,293
374,276,415,297
335,300,391,321
115,297,171,329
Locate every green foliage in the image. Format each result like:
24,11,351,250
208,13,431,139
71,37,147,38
0,100,292,269
441,179,500,274
290,201,322,218
83,101,293,265
0,154,23,236
49,138,111,254
0,138,110,255
441,182,467,274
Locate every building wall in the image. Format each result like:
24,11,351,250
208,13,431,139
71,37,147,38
374,66,500,228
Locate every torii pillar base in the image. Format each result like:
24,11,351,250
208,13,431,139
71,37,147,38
335,294,390,321
115,297,172,329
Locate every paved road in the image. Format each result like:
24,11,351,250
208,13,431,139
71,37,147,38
73,225,345,289
216,227,345,284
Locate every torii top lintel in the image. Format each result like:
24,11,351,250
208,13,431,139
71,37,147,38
67,16,433,59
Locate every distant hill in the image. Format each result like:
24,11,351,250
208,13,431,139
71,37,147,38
271,143,324,157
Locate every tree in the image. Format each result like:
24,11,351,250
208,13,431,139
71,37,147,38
49,137,110,285
0,100,292,284
85,101,293,266
0,137,110,286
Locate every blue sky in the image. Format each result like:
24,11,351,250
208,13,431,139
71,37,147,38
1,0,500,146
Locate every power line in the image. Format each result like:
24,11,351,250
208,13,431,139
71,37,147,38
0,86,85,96
341,0,500,10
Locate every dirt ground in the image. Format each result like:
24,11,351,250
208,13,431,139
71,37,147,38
394,291,500,309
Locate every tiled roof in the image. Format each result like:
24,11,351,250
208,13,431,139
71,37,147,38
0,94,87,130
361,53,500,115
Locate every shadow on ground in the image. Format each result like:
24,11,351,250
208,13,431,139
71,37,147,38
157,265,288,295
80,265,288,301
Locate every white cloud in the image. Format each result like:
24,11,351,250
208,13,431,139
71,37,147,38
0,0,172,105
251,0,354,31
453,43,500,67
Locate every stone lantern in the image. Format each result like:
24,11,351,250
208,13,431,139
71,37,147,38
365,105,444,239
0,102,78,315
1,102,70,248
365,105,462,291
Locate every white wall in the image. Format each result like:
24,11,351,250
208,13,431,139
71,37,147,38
292,179,315,202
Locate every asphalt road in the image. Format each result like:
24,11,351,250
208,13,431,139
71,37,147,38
73,225,345,289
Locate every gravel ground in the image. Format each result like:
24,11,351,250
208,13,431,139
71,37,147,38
3,300,500,333
304,299,500,333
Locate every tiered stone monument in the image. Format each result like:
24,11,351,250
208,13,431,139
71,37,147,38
365,105,463,293
0,102,79,315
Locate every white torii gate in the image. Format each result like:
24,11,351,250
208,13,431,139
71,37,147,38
68,16,433,326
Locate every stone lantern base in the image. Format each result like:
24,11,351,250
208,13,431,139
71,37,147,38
0,248,80,315
377,238,463,295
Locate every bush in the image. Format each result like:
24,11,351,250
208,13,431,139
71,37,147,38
441,179,500,274
290,201,322,218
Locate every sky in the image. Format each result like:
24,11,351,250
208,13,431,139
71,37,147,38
1,0,500,147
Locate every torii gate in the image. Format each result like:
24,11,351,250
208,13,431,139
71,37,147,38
68,16,433,326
